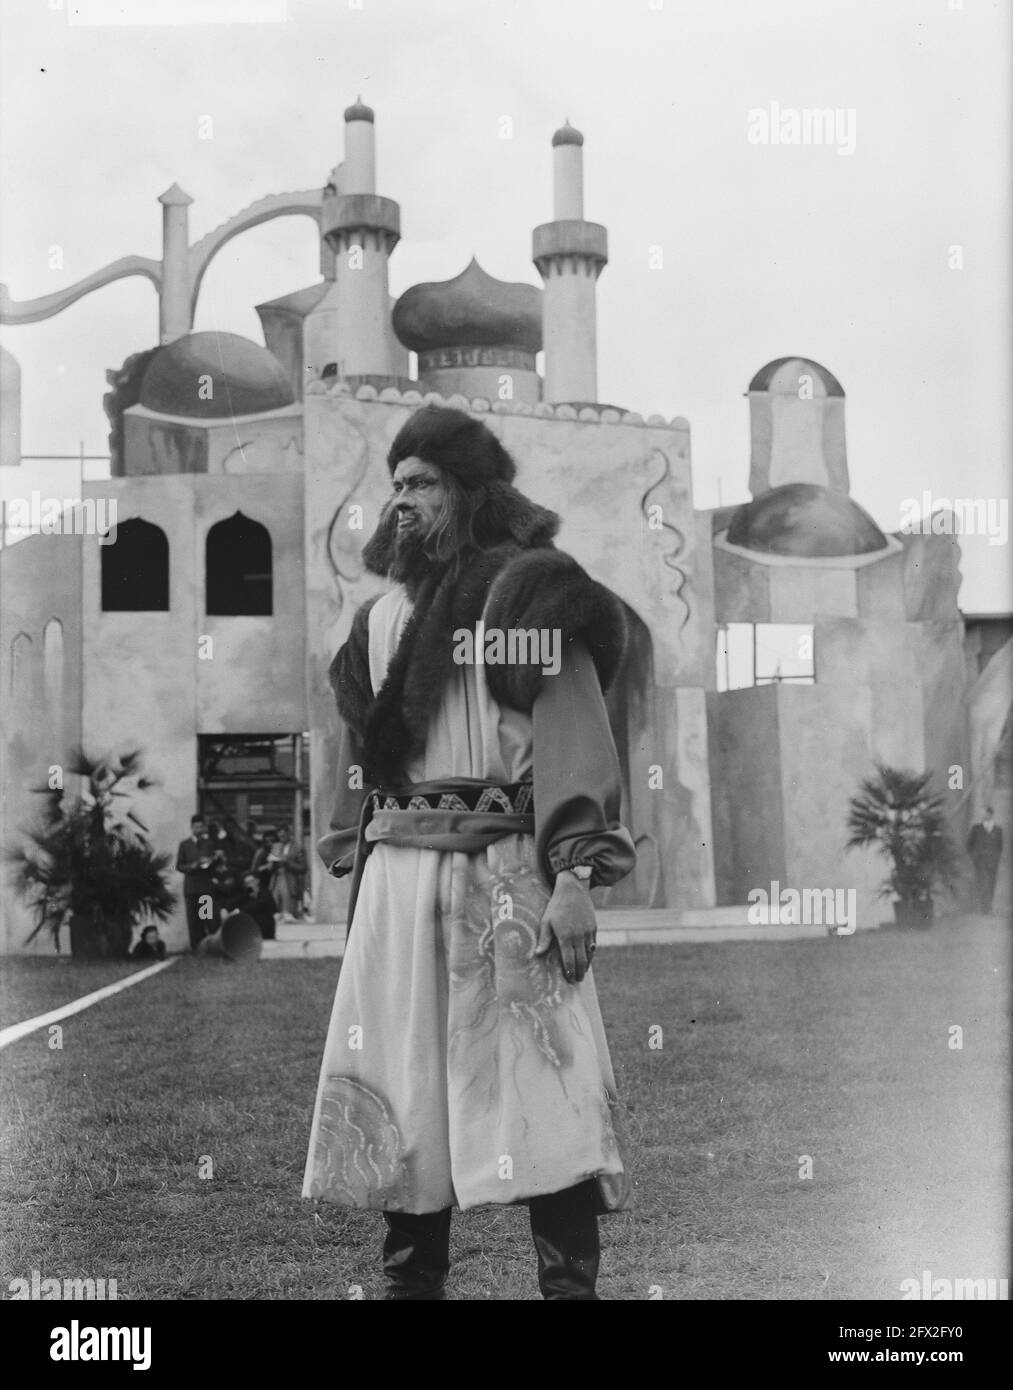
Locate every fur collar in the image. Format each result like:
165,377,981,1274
331,541,628,786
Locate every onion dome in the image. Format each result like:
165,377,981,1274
748,357,844,397
552,120,584,147
344,97,374,123
139,331,294,419
392,257,542,354
726,483,888,558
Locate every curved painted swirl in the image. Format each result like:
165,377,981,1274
641,446,690,634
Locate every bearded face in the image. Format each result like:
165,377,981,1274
362,457,477,590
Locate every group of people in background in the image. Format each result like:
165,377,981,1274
174,814,309,952
153,805,1003,957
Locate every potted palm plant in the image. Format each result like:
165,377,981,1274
846,764,960,927
10,749,175,959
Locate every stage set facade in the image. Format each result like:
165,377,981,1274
1,103,1006,953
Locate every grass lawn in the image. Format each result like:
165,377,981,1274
0,917,1007,1301
0,958,144,1026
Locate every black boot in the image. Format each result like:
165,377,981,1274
381,1207,452,1300
528,1180,601,1300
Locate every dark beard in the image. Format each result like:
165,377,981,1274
388,525,438,592
361,506,443,597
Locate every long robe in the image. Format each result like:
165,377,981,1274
302,585,637,1214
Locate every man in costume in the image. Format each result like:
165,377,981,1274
303,406,636,1300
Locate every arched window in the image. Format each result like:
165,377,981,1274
205,511,273,616
101,517,169,612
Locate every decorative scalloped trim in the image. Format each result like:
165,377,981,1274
313,387,675,431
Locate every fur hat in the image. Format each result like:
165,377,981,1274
387,405,516,487
364,405,560,572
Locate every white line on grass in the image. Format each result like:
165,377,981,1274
0,958,178,1051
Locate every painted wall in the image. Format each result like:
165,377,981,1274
706,530,962,923
707,685,785,903
0,530,83,954
708,677,913,923
123,404,303,477
78,472,306,952
777,683,893,927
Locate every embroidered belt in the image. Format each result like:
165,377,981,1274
367,779,534,816
345,778,535,930
365,778,535,853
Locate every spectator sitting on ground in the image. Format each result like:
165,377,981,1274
131,925,166,961
234,872,278,940
211,851,242,914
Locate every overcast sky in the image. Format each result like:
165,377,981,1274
0,0,1009,609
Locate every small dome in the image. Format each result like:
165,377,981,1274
344,98,374,123
552,121,583,147
139,332,294,419
726,483,888,558
392,257,542,354
748,357,844,397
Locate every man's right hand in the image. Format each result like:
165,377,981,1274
535,872,597,984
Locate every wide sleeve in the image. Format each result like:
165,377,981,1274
316,717,369,877
532,638,637,890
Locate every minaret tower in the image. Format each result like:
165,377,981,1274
532,120,608,404
158,183,194,345
317,98,401,380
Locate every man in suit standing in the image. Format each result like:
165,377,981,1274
175,814,216,950
967,807,1003,915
